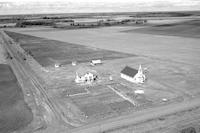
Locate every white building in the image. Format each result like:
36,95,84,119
90,60,102,66
75,72,98,84
72,61,77,66
55,63,61,68
120,65,146,84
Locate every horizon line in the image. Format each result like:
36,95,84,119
1,10,200,16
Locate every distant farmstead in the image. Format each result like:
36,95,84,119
120,65,146,84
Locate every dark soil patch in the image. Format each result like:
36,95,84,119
5,31,134,67
0,64,33,133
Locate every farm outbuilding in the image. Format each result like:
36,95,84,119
54,63,61,68
90,59,102,66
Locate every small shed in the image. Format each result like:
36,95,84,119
72,61,77,66
90,60,102,66
55,63,61,68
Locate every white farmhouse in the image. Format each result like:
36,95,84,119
120,65,146,84
75,72,98,84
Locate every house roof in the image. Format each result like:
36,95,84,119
120,66,138,77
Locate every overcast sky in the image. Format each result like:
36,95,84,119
0,0,200,15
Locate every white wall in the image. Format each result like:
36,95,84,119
120,73,135,83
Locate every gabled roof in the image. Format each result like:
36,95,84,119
120,66,138,77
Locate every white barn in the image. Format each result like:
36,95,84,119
120,65,146,84
90,60,102,66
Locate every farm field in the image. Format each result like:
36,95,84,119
5,31,133,67
124,19,200,38
8,24,200,67
0,64,33,133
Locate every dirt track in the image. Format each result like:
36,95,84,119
0,39,6,64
